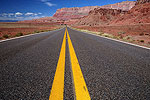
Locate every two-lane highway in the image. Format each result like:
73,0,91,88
0,27,150,100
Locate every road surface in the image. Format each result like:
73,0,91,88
0,27,150,100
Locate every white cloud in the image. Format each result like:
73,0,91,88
15,12,23,16
45,2,56,7
34,13,38,16
0,13,14,17
38,13,42,15
25,12,42,16
25,12,34,16
41,0,48,2
1,13,8,17
8,13,14,17
40,0,56,7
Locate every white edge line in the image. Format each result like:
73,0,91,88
0,28,64,43
70,27,150,50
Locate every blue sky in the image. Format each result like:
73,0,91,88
0,0,135,20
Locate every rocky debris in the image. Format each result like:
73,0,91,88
101,1,135,11
110,3,150,25
136,0,150,5
74,8,127,26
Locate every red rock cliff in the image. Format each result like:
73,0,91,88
136,0,150,4
74,8,127,26
53,1,135,21
110,1,150,25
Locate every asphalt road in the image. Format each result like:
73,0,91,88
0,27,150,100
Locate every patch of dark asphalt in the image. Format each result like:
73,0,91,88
0,30,63,62
67,27,150,100
0,28,66,100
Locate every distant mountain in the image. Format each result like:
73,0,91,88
0,20,18,22
19,1,135,24
53,1,135,21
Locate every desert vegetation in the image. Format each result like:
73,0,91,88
0,22,62,40
71,26,150,47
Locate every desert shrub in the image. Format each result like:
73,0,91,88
123,36,132,40
15,32,23,37
97,32,104,35
145,33,149,36
140,40,144,43
113,36,120,39
26,33,31,35
34,30,40,33
40,30,45,32
122,36,134,42
139,33,144,36
3,34,9,38
102,33,114,38
118,31,126,35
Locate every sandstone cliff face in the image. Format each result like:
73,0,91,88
110,2,150,25
136,0,150,4
53,6,99,20
101,1,135,11
53,1,135,21
74,0,150,26
74,8,127,26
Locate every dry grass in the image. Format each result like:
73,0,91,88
0,22,63,40
70,27,150,48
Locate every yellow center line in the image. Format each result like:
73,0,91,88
49,29,66,100
66,28,91,100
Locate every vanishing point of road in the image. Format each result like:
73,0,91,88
0,27,150,100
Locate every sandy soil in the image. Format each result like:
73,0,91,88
0,22,62,40
73,23,150,47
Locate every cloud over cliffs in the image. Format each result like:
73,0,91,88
40,0,56,7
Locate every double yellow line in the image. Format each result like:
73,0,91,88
49,28,91,100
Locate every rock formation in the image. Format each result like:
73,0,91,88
101,1,135,11
136,0,150,4
53,6,99,21
74,8,127,26
110,0,150,25
19,1,135,24
53,1,135,21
